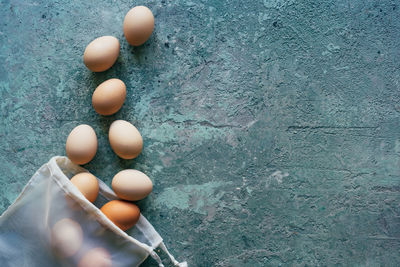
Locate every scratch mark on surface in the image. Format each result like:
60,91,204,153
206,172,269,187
287,125,378,131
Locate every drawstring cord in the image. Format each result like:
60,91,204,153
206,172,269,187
150,250,165,267
159,242,187,267
149,242,188,267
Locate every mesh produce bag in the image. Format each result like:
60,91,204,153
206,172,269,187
0,156,187,267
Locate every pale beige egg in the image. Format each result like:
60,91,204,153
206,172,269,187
112,169,153,201
108,120,143,159
66,124,97,165
70,172,99,203
83,36,120,72
78,248,112,267
123,6,154,46
51,218,83,258
92,79,126,116
100,200,140,231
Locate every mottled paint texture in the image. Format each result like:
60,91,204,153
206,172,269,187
1,0,400,266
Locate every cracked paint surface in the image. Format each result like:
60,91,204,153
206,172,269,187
1,0,400,266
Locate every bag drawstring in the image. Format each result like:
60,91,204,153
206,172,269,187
150,242,188,267
150,250,164,267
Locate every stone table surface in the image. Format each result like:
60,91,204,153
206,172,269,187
1,0,400,266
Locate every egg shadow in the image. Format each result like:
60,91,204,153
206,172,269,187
97,115,115,135
124,32,160,64
87,61,126,85
88,71,110,87
128,43,149,61
134,193,153,214
115,156,141,170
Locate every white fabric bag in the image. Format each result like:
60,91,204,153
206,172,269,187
0,156,187,267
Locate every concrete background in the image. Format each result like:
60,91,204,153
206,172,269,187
1,0,400,266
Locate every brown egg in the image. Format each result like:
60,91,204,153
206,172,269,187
66,125,97,165
92,79,126,116
83,36,120,72
123,6,154,46
70,172,99,203
51,218,83,258
108,120,143,159
100,200,140,231
78,248,112,267
112,169,153,201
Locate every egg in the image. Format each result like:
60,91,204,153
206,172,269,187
51,218,83,258
78,248,112,267
108,120,143,159
83,36,120,72
112,169,153,201
92,78,126,116
123,6,154,46
66,124,97,165
70,172,99,203
100,200,140,231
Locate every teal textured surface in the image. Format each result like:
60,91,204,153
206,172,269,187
1,0,400,266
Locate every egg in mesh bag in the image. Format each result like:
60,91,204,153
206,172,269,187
0,156,187,267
